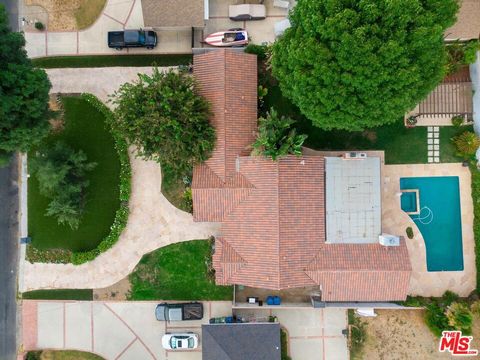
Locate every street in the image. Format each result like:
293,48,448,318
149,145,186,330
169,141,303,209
0,0,19,31
0,156,19,360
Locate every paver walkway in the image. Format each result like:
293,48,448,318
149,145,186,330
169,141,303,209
21,68,220,291
23,300,232,360
427,126,440,163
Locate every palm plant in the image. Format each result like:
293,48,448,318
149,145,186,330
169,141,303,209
453,131,480,160
252,108,307,161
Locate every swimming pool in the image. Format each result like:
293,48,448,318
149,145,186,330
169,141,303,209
400,176,464,272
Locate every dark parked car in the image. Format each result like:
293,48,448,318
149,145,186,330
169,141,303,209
155,302,203,321
108,29,157,50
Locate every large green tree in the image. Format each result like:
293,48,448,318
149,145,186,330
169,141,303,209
111,68,215,175
271,0,459,131
0,5,51,154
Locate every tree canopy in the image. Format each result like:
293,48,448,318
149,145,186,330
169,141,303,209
30,141,97,230
111,69,215,175
0,5,51,153
252,108,307,160
271,0,459,131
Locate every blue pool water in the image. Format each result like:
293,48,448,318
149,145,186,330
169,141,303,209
400,176,464,272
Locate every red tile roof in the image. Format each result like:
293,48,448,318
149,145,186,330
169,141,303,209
192,50,412,301
192,49,258,221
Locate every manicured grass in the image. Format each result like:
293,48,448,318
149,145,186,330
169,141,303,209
264,86,427,164
74,0,107,30
26,350,104,360
28,96,121,252
32,54,192,68
440,125,474,163
22,289,93,300
129,240,233,300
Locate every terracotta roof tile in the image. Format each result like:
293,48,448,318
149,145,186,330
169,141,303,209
191,50,412,302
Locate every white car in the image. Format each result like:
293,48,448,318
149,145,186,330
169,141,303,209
162,333,199,350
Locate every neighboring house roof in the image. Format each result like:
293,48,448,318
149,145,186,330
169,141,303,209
192,50,412,301
141,0,205,28
202,323,281,360
445,0,480,41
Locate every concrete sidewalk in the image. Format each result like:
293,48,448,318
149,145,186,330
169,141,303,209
21,67,220,291
23,300,232,360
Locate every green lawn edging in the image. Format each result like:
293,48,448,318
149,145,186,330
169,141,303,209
22,289,93,300
31,54,193,68
70,94,131,264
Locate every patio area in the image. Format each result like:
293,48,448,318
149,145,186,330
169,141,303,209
382,163,476,297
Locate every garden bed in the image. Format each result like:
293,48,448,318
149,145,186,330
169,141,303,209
128,239,232,300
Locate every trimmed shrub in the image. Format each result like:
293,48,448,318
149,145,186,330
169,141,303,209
451,115,464,127
406,227,414,239
34,21,44,31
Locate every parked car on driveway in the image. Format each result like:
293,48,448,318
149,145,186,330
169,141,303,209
108,29,157,50
162,333,199,350
155,302,204,321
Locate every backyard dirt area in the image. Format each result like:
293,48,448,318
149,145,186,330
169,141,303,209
358,309,480,360
93,277,130,301
25,0,106,31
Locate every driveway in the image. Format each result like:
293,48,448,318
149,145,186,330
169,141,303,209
20,67,220,292
235,307,349,360
22,300,232,359
0,156,19,360
23,0,193,58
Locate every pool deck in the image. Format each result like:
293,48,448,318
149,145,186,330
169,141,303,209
382,163,476,297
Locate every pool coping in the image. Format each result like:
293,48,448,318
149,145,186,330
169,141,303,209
382,163,476,297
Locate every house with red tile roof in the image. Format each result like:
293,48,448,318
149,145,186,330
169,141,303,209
192,49,412,302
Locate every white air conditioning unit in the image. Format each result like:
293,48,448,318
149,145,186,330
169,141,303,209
343,152,367,159
379,234,400,247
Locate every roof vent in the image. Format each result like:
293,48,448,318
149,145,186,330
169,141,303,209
379,234,400,246
343,152,367,160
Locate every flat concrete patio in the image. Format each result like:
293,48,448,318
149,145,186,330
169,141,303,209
382,163,476,297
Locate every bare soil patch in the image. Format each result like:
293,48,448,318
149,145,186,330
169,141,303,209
93,277,131,301
359,309,480,360
25,0,106,31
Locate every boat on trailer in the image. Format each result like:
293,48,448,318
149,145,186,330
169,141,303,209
204,29,248,47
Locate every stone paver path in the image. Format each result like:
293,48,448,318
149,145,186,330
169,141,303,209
427,126,440,163
21,68,220,291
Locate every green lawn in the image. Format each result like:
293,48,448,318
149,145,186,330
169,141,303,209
32,54,192,68
28,96,121,252
26,350,104,360
264,84,427,164
22,289,93,300
440,125,474,163
129,239,232,300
